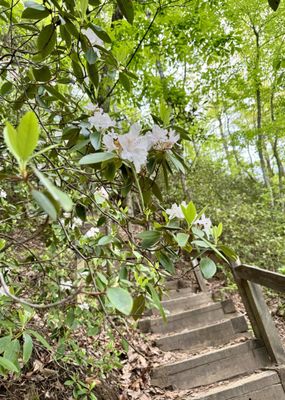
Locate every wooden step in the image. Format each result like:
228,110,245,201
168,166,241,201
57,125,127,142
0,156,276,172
188,370,285,399
163,287,197,300
165,280,179,290
160,292,213,314
151,339,271,389
156,315,248,352
139,300,236,334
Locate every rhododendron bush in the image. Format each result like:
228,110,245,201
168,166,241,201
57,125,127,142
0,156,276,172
0,0,237,387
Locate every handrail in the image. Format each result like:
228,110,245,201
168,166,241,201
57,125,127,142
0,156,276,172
230,261,285,365
234,264,285,293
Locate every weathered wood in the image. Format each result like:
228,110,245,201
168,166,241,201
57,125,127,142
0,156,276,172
231,262,285,364
192,258,207,292
235,264,285,293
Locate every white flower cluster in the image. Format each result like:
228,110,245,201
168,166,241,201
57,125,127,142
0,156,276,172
166,202,212,232
84,226,99,238
0,190,7,199
166,201,187,219
86,105,179,173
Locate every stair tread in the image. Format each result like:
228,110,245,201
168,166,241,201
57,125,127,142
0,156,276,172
153,339,261,372
156,315,247,340
151,339,271,389
162,292,212,304
187,370,282,399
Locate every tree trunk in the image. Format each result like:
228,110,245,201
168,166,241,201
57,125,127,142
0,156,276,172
253,25,274,206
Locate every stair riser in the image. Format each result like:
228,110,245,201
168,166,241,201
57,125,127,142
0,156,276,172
152,342,271,389
139,304,226,334
157,316,248,352
163,288,195,300
160,295,212,314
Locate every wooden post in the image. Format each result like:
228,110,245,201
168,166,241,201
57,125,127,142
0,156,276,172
192,258,207,292
231,262,285,365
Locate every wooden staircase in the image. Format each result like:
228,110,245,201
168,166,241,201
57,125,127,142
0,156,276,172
139,265,285,399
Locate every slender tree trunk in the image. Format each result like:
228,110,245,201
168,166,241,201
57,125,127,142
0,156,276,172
270,89,285,202
253,25,274,206
218,114,233,172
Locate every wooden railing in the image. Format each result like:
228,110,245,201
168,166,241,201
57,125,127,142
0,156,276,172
231,262,285,365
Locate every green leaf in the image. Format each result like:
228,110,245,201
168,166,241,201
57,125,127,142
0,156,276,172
268,0,280,11
119,72,131,92
146,283,166,321
217,222,223,237
106,287,133,315
219,245,238,261
117,0,134,24
75,203,86,221
0,81,13,95
32,190,57,220
157,251,175,274
71,60,85,83
23,333,33,364
85,47,97,65
90,131,101,150
181,201,196,226
0,357,19,373
90,25,112,43
131,295,145,321
137,230,161,249
16,111,39,161
200,257,217,279
175,233,189,247
45,85,67,103
37,24,57,59
86,62,99,87
80,0,88,16
4,111,39,164
79,152,116,165
0,336,12,354
22,2,50,19
0,239,6,251
33,169,73,212
32,66,51,82
27,330,51,350
97,235,113,245
3,122,20,162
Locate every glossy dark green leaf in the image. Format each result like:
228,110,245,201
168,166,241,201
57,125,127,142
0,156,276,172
157,251,175,274
37,24,57,59
137,230,161,249
0,81,13,95
22,3,50,20
86,62,99,87
117,0,134,24
75,203,87,221
71,60,85,83
119,72,131,92
268,0,280,11
131,295,145,320
32,66,51,82
90,25,112,43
